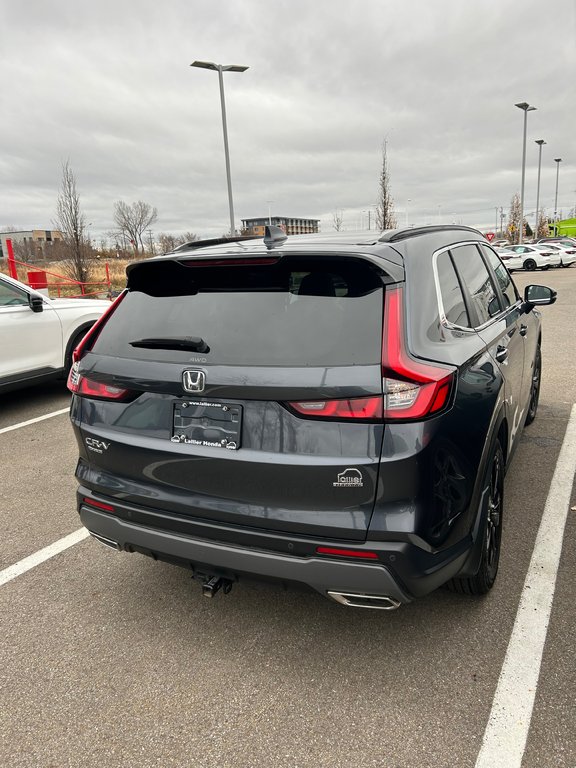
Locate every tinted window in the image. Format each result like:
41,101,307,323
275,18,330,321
436,251,470,327
93,258,384,367
450,244,501,326
481,246,519,308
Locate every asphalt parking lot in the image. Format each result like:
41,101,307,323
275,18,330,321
1,268,575,768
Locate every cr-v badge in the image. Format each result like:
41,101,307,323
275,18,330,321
182,370,205,393
85,438,110,454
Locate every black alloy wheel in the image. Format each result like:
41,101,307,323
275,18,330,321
525,346,541,425
446,441,504,595
523,258,537,271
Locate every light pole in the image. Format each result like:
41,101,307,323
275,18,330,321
553,158,562,235
191,60,248,236
534,140,546,238
515,102,536,243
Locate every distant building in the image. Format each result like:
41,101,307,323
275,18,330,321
241,216,320,237
0,229,63,260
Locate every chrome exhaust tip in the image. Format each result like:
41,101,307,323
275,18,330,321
89,531,122,551
327,591,401,610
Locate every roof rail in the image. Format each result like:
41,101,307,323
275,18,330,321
379,225,482,243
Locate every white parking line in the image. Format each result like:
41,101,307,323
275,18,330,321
0,407,69,435
0,528,89,587
475,403,576,768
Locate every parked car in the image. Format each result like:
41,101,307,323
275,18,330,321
535,237,576,248
0,272,111,393
542,243,576,267
68,225,555,609
502,244,561,270
495,248,521,272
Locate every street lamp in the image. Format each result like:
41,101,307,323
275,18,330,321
191,60,249,236
534,140,546,238
553,158,562,235
515,102,537,243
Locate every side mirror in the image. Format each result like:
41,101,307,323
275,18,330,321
29,295,44,313
523,284,557,311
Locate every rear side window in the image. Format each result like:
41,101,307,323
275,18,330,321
450,244,501,326
480,245,519,308
92,257,385,367
436,251,470,327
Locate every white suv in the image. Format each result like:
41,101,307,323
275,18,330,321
0,272,111,393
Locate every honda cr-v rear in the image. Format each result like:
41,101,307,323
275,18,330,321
69,225,555,608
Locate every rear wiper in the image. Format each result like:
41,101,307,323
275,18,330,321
129,336,210,353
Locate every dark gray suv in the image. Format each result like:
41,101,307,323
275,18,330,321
68,225,555,609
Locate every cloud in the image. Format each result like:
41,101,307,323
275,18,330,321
0,0,574,241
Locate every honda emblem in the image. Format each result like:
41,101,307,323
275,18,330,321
182,370,206,393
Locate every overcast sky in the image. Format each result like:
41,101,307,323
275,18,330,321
1,0,575,242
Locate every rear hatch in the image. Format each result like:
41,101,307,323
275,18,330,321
74,253,389,540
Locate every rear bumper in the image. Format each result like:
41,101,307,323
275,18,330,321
78,480,477,605
79,505,413,604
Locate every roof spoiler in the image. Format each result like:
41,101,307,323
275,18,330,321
171,225,289,254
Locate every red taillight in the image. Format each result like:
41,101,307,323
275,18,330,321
83,497,115,513
316,547,379,560
72,290,127,365
288,395,383,420
381,286,454,420
286,287,454,423
69,374,134,401
67,291,135,399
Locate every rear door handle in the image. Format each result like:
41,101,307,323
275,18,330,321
520,324,528,337
495,345,508,363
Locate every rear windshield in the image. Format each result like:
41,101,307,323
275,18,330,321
92,256,384,367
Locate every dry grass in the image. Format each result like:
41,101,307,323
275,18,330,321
90,259,130,288
0,258,131,297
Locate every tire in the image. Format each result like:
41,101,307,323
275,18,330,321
523,258,537,271
446,441,504,596
525,345,541,425
64,327,91,376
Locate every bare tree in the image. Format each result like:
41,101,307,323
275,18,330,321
12,239,40,263
375,140,397,231
332,210,343,231
535,209,549,239
179,231,199,245
506,193,527,244
54,161,91,283
113,200,158,258
156,232,199,254
157,232,178,254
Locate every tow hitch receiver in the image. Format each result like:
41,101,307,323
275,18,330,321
201,576,233,599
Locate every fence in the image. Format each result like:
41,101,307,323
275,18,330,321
4,237,112,298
